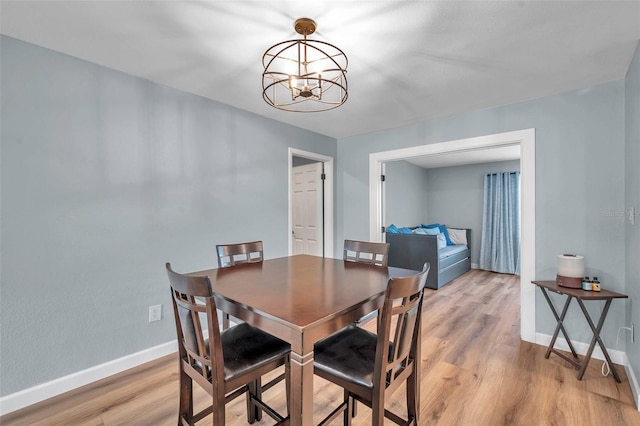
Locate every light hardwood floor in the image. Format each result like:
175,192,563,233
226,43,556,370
2,269,639,425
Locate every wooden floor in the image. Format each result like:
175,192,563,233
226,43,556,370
2,269,639,425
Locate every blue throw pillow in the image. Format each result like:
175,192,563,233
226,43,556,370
420,223,440,229
398,227,413,234
421,227,440,236
386,224,399,233
439,225,454,245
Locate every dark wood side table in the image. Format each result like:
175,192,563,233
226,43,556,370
532,280,628,382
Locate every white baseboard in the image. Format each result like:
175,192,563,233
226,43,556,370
0,340,177,416
535,332,626,365
535,332,640,411
623,353,640,411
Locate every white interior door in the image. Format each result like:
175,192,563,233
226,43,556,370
292,162,323,256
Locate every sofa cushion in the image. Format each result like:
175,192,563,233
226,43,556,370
447,228,467,245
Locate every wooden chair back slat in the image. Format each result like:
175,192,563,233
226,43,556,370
216,241,264,268
343,240,390,267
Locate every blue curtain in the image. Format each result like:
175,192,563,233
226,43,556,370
479,171,521,275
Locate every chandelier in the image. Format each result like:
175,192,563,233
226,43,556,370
262,18,348,112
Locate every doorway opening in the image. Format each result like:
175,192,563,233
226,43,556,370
368,129,536,342
288,148,334,257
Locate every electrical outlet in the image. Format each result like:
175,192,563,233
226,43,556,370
149,305,162,323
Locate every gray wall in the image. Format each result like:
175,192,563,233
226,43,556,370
0,36,337,396
337,80,627,354
425,160,520,266
382,160,429,229
625,42,640,388
382,159,521,267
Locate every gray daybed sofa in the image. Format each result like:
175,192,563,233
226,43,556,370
386,228,471,289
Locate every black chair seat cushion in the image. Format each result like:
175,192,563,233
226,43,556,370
314,324,377,390
221,322,290,381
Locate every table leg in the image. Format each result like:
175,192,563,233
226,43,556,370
541,289,579,359
289,350,315,426
576,299,621,382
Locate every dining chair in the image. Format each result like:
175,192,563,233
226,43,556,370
166,263,290,425
343,239,390,266
216,240,264,267
313,263,430,426
216,240,264,329
343,239,390,327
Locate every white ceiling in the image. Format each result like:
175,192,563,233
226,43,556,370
1,1,639,140
405,143,521,169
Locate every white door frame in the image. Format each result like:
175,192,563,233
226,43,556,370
288,148,334,258
368,128,536,343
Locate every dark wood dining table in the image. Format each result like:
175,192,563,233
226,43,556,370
190,254,419,426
